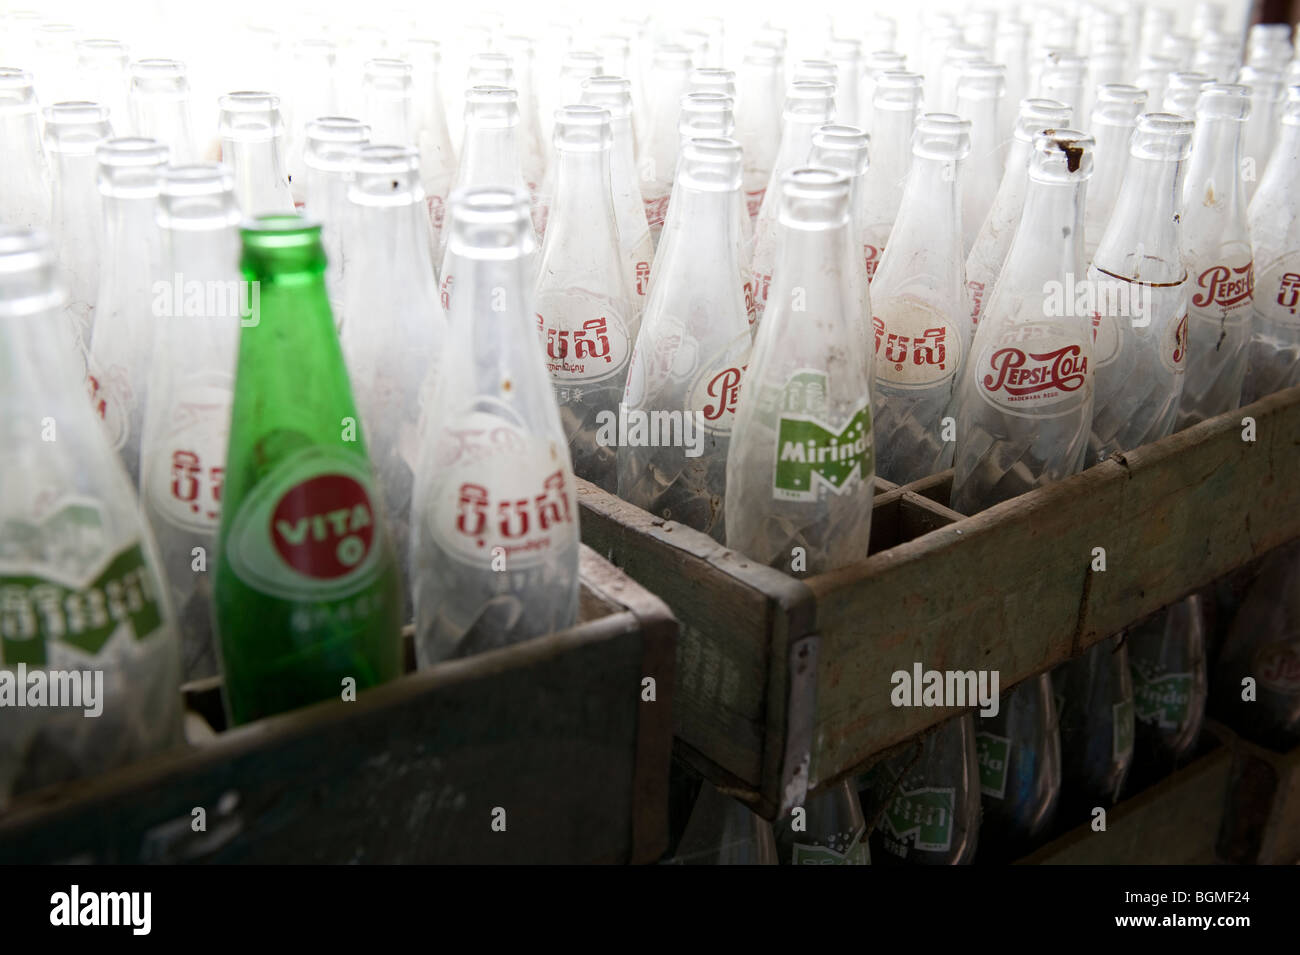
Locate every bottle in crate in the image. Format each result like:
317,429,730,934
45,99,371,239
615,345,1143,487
0,69,50,233
669,781,778,865
218,92,295,216
773,779,870,864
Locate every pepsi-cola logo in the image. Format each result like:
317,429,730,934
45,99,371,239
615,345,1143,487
270,474,375,579
1191,262,1253,310
1256,641,1300,695
981,345,1088,396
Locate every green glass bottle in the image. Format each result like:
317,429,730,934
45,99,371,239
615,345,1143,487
213,214,402,726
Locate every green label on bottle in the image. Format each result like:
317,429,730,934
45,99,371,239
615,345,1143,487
791,836,870,865
772,371,871,502
976,731,1011,799
879,787,954,853
1132,669,1193,729
1113,697,1135,761
0,542,164,665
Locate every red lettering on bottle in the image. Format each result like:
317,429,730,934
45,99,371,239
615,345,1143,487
271,474,375,578
1192,262,1254,308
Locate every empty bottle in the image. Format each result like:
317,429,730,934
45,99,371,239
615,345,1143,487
1242,86,1300,404
139,163,242,682
965,98,1072,329
301,116,370,331
955,61,1006,256
411,187,580,665
871,114,972,484
641,44,693,242
668,781,779,864
284,39,338,208
340,145,445,620
405,40,458,245
863,714,981,864
0,69,50,233
0,227,183,809
1083,85,1147,265
74,39,131,134
826,38,863,128
1176,85,1254,430
735,42,782,222
218,92,295,216
861,51,906,133
1035,51,1087,118
861,71,924,283
1238,65,1283,202
1135,54,1180,115
86,137,170,488
45,101,112,371
1053,636,1135,823
749,81,836,326
129,59,197,164
498,35,546,201
807,124,871,341
1162,71,1214,119
1126,596,1208,785
774,780,871,864
618,138,750,542
581,76,654,312
726,169,874,573
213,214,402,725
1087,113,1194,466
950,130,1096,515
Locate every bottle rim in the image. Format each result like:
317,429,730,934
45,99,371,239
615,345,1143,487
240,213,323,241
42,100,112,149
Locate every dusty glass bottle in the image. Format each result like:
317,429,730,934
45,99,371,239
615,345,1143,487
1161,70,1215,119
950,130,1096,514
581,76,654,314
410,187,580,665
534,105,638,492
218,91,296,216
129,59,197,164
1083,85,1147,264
339,145,446,621
736,40,784,220
871,114,972,484
498,35,546,202
954,61,1006,256
641,44,693,243
0,227,183,808
74,38,131,134
1176,85,1254,429
407,38,457,247
1087,113,1193,465
1238,65,1283,204
749,80,836,326
0,69,50,233
139,163,242,682
807,123,872,348
726,169,874,574
617,138,750,543
861,71,924,284
86,137,170,488
965,98,1073,328
45,101,113,372
1243,86,1300,403
301,116,370,332
773,780,871,864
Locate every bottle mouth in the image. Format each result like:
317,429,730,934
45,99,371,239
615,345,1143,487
350,144,423,205
219,91,285,141
784,79,835,118
778,167,850,229
241,213,323,242
303,116,371,171
1091,85,1149,126
158,163,240,229
552,104,612,151
560,50,604,76
678,91,734,138
1196,83,1252,120
1030,129,1095,182
76,38,129,65
688,67,736,95
97,137,171,196
467,52,514,85
809,124,869,177
445,186,533,259
464,85,519,128
580,76,632,118
913,113,972,161
0,68,36,109
872,70,924,111
1014,97,1073,141
743,43,783,66
130,58,189,95
42,101,113,150
678,137,743,191
1129,113,1195,161
955,61,1007,100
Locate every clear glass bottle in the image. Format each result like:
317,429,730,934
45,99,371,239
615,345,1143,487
534,105,638,492
773,780,871,864
1176,84,1253,429
360,58,415,147
955,61,1007,255
1246,22,1292,72
871,114,972,484
139,163,242,682
749,80,836,326
581,76,654,313
861,51,906,133
826,38,863,128
410,187,579,665
1088,113,1194,466
1161,70,1215,119
807,124,871,342
1243,86,1300,404
1084,85,1147,264
726,168,874,573
640,44,693,243
687,67,735,97
129,59,197,164
218,91,296,216
937,42,983,114
284,38,338,208
1082,44,1129,123
44,101,112,372
407,38,458,248
736,40,784,221
950,130,1096,515
617,138,750,543
1135,53,1180,113
0,227,183,808
1193,31,1242,84
340,145,446,622
995,19,1030,139
74,39,131,134
301,116,370,332
0,68,50,233
86,137,170,488
1126,596,1208,785
1238,64,1284,201
1035,51,1088,119
668,781,778,865
965,98,1072,329
498,35,546,200
466,52,514,89
860,71,924,284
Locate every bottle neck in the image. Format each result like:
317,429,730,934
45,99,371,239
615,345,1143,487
1185,117,1245,215
348,199,436,296
50,152,99,225
458,125,523,189
1001,178,1087,302
769,216,855,335
165,224,242,289
657,182,740,278
541,148,620,262
1089,122,1133,210
225,137,294,214
878,155,963,292
1094,154,1183,282
773,114,827,175
101,193,161,277
1255,121,1300,205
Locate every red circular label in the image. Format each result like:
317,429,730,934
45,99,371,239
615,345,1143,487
270,473,375,579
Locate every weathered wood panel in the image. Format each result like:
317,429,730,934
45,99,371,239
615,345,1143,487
1016,745,1231,865
0,547,676,864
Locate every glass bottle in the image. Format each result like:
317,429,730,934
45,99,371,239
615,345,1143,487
0,227,183,808
617,138,751,543
870,113,972,485
668,781,778,865
410,187,580,665
534,105,638,492
1238,64,1283,201
860,71,924,284
86,137,170,488
749,80,836,326
1135,53,1180,113
284,38,338,208
725,168,874,573
861,51,906,133
1087,113,1194,465
129,59,197,164
950,130,1096,515
0,68,50,233
640,44,693,243
139,163,242,682
995,19,1030,139
736,40,784,220
360,58,415,147
218,91,295,216
339,145,446,621
826,38,863,128
688,67,735,97
301,116,370,332
213,214,402,726
74,38,130,133
965,97,1072,329
774,780,871,864
498,35,546,200
807,124,871,338
1035,51,1087,120
407,38,457,247
955,61,1007,255
1176,84,1254,429
1084,84,1147,264
1161,70,1215,119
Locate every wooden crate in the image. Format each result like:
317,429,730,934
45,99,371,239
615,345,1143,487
1213,721,1300,864
578,384,1300,819
1015,744,1232,864
0,546,676,864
